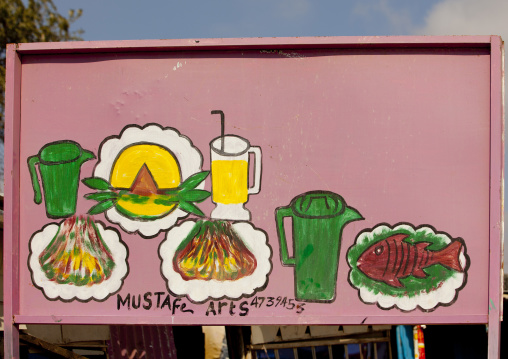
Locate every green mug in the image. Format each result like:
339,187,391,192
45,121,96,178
276,191,363,302
28,140,95,218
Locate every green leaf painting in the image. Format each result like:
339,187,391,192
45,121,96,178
83,171,210,218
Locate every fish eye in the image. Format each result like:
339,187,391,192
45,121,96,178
375,245,384,255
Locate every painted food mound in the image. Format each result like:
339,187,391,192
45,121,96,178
160,220,272,303
347,223,469,312
29,216,128,302
94,124,203,237
39,216,115,286
174,220,257,281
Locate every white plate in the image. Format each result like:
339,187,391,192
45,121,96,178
29,220,129,302
347,224,468,312
159,220,272,303
94,124,204,238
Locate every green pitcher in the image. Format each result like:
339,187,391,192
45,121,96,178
276,191,363,302
28,140,95,218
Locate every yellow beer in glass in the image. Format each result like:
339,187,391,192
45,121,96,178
212,159,249,204
210,135,262,220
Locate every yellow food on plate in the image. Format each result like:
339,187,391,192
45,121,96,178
110,144,181,218
110,144,181,188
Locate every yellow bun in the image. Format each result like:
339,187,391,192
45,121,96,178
110,144,181,218
110,144,181,189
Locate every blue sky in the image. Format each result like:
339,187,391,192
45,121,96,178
51,0,508,41
53,0,439,40
52,0,508,263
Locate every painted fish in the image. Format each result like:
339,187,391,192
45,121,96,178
356,233,464,288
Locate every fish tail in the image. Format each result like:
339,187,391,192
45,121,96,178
435,240,464,272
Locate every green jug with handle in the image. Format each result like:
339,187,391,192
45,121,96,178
28,140,95,218
276,191,363,302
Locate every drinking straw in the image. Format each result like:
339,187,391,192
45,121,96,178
211,110,225,152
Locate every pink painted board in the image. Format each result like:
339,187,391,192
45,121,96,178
4,37,502,339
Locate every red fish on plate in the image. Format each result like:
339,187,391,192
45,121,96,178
356,233,464,288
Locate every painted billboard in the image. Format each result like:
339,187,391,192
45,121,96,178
4,37,502,355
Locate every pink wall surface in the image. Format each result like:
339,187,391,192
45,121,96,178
8,39,498,326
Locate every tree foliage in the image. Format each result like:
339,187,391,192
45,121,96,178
0,0,83,131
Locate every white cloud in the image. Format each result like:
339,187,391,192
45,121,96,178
416,0,508,38
354,0,508,38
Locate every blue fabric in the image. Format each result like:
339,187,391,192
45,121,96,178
396,325,414,359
